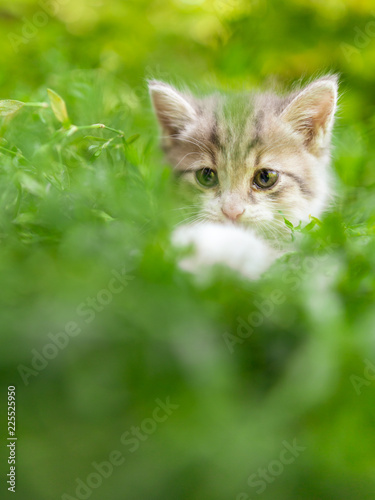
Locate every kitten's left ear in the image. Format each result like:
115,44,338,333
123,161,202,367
148,80,197,135
281,75,338,152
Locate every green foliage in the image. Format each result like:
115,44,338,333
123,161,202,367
0,1,375,499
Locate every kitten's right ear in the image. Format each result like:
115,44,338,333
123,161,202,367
148,81,197,135
280,75,338,151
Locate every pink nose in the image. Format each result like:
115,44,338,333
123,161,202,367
221,205,245,221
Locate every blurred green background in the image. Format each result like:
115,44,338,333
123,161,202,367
0,0,375,499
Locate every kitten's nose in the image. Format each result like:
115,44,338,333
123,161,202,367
221,205,245,221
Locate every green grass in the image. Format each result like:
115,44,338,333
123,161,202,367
0,1,375,499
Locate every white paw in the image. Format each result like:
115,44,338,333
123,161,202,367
172,222,280,280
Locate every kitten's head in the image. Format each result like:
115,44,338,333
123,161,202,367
149,76,338,236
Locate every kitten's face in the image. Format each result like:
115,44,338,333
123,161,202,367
149,77,338,237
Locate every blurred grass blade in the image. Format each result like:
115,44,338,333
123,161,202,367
284,218,294,231
47,89,70,127
126,134,140,145
17,172,45,197
0,100,25,116
91,209,115,222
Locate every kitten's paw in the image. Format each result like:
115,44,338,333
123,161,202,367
172,223,281,280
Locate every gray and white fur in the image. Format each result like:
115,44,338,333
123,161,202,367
149,76,338,279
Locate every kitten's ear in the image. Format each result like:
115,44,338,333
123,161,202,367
148,81,197,135
281,75,338,151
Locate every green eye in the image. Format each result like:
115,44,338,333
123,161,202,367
253,169,279,189
195,168,218,188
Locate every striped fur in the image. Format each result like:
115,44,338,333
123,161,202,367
149,76,338,241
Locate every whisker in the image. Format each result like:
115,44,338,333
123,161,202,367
161,134,211,156
175,151,203,169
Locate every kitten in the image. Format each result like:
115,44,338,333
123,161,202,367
149,76,338,278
